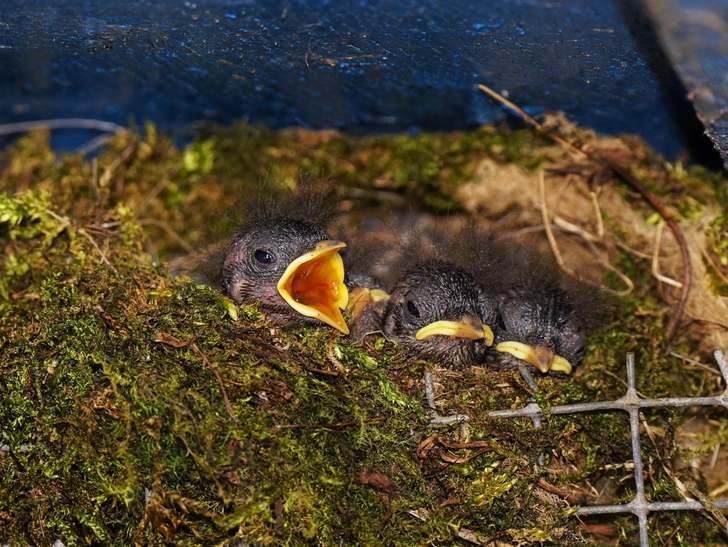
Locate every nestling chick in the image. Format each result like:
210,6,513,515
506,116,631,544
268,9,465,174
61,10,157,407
346,221,500,368
182,184,350,333
484,243,604,375
222,218,349,333
382,259,496,368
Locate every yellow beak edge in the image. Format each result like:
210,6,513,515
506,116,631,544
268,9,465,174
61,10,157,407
415,315,494,346
346,287,390,320
495,341,573,374
277,240,350,334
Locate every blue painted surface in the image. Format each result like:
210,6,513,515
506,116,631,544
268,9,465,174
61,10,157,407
0,0,714,158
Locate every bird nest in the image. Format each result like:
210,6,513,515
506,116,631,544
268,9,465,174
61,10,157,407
0,121,727,546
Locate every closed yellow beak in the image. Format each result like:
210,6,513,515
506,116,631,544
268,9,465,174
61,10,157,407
346,287,390,320
415,315,494,346
277,240,350,334
495,341,573,374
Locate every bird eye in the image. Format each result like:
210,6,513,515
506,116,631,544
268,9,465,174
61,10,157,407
406,301,420,318
497,313,507,331
254,249,276,265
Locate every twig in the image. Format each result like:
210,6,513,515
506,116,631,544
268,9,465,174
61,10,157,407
526,217,635,295
137,218,194,254
275,416,386,430
77,228,118,274
45,208,120,272
91,157,99,200
615,241,653,260
99,138,137,188
710,442,720,472
303,365,339,377
190,343,238,424
478,84,583,153
479,83,692,338
579,229,634,296
652,221,683,288
154,333,238,423
43,208,71,227
0,118,126,136
135,168,181,216
539,170,572,275
537,478,572,498
602,368,646,397
669,351,722,376
221,377,247,386
590,190,605,238
696,236,728,287
75,134,115,156
551,216,599,242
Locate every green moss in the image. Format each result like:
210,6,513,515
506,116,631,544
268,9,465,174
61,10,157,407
1,125,727,546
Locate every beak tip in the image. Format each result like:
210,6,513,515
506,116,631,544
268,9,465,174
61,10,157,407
495,342,574,375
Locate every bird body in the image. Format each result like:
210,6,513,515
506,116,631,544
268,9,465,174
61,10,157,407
179,185,351,333
345,223,500,368
480,240,604,375
346,220,604,375
180,192,603,370
381,259,496,368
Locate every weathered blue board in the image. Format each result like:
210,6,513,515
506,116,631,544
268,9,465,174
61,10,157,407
0,0,724,164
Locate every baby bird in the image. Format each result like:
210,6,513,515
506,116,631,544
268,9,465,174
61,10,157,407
347,221,499,368
484,243,603,376
382,259,497,368
184,184,350,333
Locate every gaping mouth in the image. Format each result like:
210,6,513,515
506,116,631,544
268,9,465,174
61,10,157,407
277,240,350,334
415,315,494,346
494,341,573,374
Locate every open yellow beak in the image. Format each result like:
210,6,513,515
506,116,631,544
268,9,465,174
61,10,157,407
495,341,573,374
277,240,350,334
415,315,494,346
346,287,390,320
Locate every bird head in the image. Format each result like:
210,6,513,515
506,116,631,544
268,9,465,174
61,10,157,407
490,280,588,375
221,217,349,333
382,260,497,368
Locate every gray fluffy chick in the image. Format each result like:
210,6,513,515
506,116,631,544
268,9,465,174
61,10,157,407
347,222,500,368
482,241,606,376
181,184,350,333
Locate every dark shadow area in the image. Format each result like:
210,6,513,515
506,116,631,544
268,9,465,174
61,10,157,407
617,0,725,168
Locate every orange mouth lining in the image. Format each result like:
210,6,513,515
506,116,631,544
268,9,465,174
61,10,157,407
277,241,349,334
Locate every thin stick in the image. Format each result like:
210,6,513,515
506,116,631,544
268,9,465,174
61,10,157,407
696,236,728,287
478,84,582,153
43,208,71,228
99,139,136,188
668,351,721,376
552,216,599,242
190,343,238,424
274,416,386,430
538,170,571,274
536,217,635,295
615,241,653,260
479,83,692,338
135,168,181,216
0,118,126,136
78,228,118,273
138,218,195,254
589,190,605,238
303,365,339,377
652,221,683,288
75,134,115,156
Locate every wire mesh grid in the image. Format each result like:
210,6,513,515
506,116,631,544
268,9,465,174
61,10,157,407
478,349,728,546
